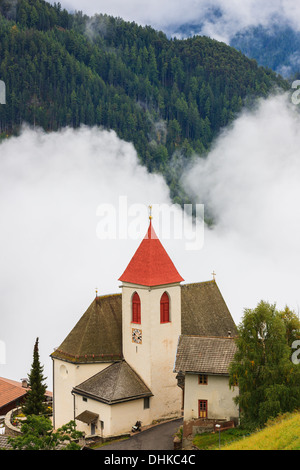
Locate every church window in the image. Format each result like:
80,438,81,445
160,292,170,323
198,374,208,385
132,292,141,324
198,400,208,418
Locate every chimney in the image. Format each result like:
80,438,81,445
21,378,28,388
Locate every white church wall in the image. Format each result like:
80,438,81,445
74,393,111,437
148,284,182,420
52,358,112,428
73,394,151,438
121,282,182,422
110,398,151,436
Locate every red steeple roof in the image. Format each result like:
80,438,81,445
119,220,184,287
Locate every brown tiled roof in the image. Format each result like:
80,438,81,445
174,335,237,376
181,281,237,337
72,360,152,404
51,294,123,363
0,377,52,410
0,377,27,409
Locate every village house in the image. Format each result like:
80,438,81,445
0,377,52,417
174,335,239,437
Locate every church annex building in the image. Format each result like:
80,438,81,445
51,217,239,438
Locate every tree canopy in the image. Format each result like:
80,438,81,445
8,416,83,450
229,301,300,429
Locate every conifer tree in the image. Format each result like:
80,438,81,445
22,337,48,416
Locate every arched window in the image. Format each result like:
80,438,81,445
132,292,141,324
160,292,170,323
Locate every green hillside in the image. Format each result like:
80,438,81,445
223,412,300,450
0,0,289,203
192,412,300,450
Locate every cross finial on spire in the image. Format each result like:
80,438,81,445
212,271,216,281
149,205,153,220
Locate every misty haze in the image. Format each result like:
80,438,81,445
0,92,300,387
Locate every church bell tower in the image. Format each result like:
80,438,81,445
119,210,184,420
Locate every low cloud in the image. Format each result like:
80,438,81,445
183,91,300,322
1,91,300,388
57,0,300,42
0,126,173,386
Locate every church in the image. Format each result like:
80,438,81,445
51,215,238,438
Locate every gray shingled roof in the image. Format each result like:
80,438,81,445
0,435,12,450
174,335,237,376
75,410,99,424
72,361,153,404
52,281,237,363
51,294,122,363
181,281,237,337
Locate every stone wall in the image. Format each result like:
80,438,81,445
183,418,235,438
4,408,22,437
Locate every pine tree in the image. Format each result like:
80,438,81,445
22,337,48,416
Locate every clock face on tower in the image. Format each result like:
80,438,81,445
132,328,142,344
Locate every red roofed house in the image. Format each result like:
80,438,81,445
51,217,238,438
0,377,52,416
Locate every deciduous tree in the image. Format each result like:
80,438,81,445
9,416,83,450
229,301,300,428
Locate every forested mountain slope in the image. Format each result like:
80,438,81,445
230,24,300,78
0,0,289,203
164,17,300,79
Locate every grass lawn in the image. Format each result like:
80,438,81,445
193,428,250,450
193,412,300,450
223,412,300,450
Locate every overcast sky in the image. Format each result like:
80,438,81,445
54,0,300,41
